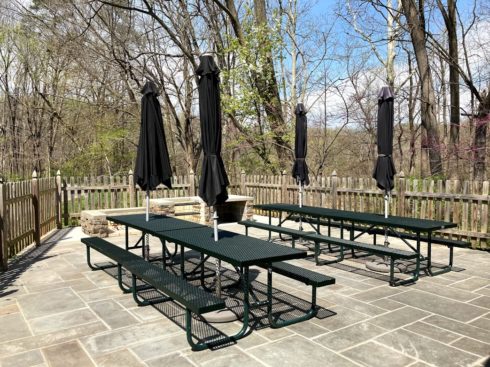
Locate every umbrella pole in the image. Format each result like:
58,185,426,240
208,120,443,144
298,177,303,231
145,190,150,260
384,191,389,246
213,207,221,298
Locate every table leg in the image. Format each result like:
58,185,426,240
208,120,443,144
427,231,432,271
267,264,318,328
350,223,356,258
180,244,185,278
186,266,250,351
125,226,129,250
268,210,272,241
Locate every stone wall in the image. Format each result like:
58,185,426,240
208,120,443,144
81,210,110,238
80,195,254,237
81,207,145,238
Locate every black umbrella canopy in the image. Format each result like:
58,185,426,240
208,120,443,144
196,56,229,206
134,81,172,190
292,103,309,186
372,86,396,191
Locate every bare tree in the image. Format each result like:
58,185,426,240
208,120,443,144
400,0,444,176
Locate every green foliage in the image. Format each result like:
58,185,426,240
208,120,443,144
220,6,283,121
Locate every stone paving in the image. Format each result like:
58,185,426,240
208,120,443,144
0,217,489,367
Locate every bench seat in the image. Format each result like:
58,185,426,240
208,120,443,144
266,261,335,287
291,215,469,248
239,220,419,286
292,215,469,276
238,220,306,247
81,237,227,350
257,261,335,327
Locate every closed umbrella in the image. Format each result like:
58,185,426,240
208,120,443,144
196,55,229,297
134,80,173,258
372,86,396,201
292,103,309,230
368,86,396,272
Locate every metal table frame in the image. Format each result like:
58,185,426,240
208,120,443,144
254,203,457,276
107,214,309,348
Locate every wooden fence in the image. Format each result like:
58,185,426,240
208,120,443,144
61,170,193,224
0,172,59,270
244,171,489,250
1,169,489,270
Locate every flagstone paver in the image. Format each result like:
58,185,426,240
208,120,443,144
146,353,196,367
42,340,94,367
314,321,386,351
28,308,96,334
0,313,32,343
375,329,481,366
450,337,490,357
368,306,430,330
369,297,405,311
412,280,481,302
451,277,490,292
130,335,190,360
0,349,44,367
403,321,461,344
1,223,490,367
389,290,488,322
17,287,86,319
469,317,490,331
248,335,359,367
88,299,139,329
188,345,267,367
470,295,490,309
94,349,145,367
424,315,490,344
341,341,415,367
80,320,180,358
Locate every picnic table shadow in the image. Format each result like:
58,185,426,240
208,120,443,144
296,241,464,284
100,251,336,350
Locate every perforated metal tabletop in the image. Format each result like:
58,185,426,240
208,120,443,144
107,214,307,266
255,203,456,232
108,214,206,233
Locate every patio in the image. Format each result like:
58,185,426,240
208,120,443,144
0,218,489,367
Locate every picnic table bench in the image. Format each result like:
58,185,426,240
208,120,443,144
255,203,460,276
258,261,335,327
288,215,469,275
239,220,419,286
81,237,229,351
82,214,338,350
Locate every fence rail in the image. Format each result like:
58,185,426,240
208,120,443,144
1,169,489,270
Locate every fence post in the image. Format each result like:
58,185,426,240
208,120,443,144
397,171,406,216
128,170,135,207
189,170,196,196
281,170,287,203
240,170,246,196
331,170,337,209
55,170,62,229
110,175,115,208
0,177,7,270
32,170,41,246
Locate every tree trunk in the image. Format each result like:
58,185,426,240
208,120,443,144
253,0,290,168
437,0,460,178
401,0,443,176
386,0,396,89
473,90,490,180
